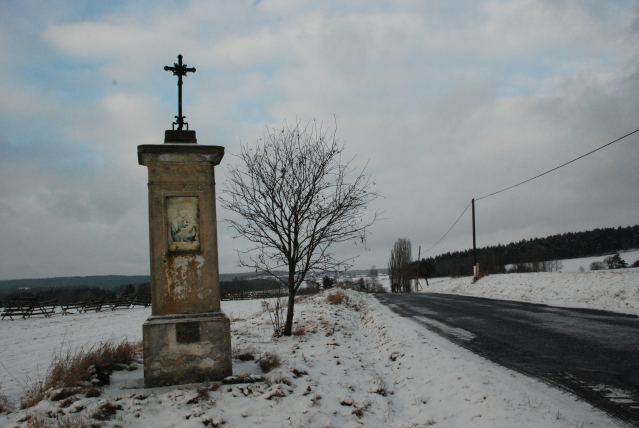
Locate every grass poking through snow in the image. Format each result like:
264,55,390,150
257,352,281,373
24,413,102,428
0,383,14,414
232,347,256,362
326,291,347,305
21,339,140,409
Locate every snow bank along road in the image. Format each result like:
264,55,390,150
0,289,615,427
376,292,639,427
421,269,639,315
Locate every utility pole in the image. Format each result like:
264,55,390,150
414,245,422,291
472,198,478,280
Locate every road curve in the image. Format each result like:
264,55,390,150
375,292,639,427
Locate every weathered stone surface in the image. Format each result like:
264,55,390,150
143,312,232,387
138,133,231,387
138,143,225,316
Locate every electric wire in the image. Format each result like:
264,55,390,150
475,127,639,201
422,201,472,256
420,127,639,257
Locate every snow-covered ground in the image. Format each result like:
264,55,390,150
555,250,639,272
0,289,615,427
0,300,262,402
411,269,639,316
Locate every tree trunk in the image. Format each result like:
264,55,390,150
283,268,296,336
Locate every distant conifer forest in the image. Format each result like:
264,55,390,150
416,225,639,278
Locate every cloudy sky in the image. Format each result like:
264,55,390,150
1,0,638,280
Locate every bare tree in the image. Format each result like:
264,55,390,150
367,265,384,293
388,238,412,292
221,118,379,336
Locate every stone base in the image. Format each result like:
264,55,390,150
143,312,232,388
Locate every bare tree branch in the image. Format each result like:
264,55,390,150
220,118,379,335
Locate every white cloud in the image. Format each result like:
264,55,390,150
0,0,638,279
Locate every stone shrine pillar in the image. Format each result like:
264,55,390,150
138,130,232,388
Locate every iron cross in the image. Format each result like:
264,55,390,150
164,54,196,130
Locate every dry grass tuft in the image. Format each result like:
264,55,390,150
186,387,210,404
21,390,44,410
370,377,389,397
257,353,281,373
197,387,211,401
25,414,102,428
232,347,256,362
266,370,292,386
202,417,226,427
309,393,321,406
291,368,308,378
89,401,122,421
84,388,102,398
294,295,310,304
24,414,47,428
59,396,79,409
0,383,15,413
326,292,347,305
21,339,140,409
49,388,81,402
372,384,388,396
65,415,102,428
292,324,306,336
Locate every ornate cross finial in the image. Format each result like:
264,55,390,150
164,54,196,131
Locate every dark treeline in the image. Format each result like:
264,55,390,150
3,286,116,303
1,283,150,303
0,275,150,294
1,277,284,303
413,225,639,278
220,277,282,295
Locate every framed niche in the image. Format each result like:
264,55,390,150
166,196,201,252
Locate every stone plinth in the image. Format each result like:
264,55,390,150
138,131,231,388
143,312,231,387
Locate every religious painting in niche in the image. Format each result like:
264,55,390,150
167,196,200,252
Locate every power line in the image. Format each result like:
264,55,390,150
420,127,638,258
422,200,472,256
476,127,639,201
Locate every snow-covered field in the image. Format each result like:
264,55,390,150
0,289,616,427
413,269,639,316
0,300,263,402
515,250,639,273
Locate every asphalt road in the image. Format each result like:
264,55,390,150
375,292,639,427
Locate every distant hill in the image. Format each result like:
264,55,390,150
0,268,382,295
0,272,278,294
0,275,150,294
